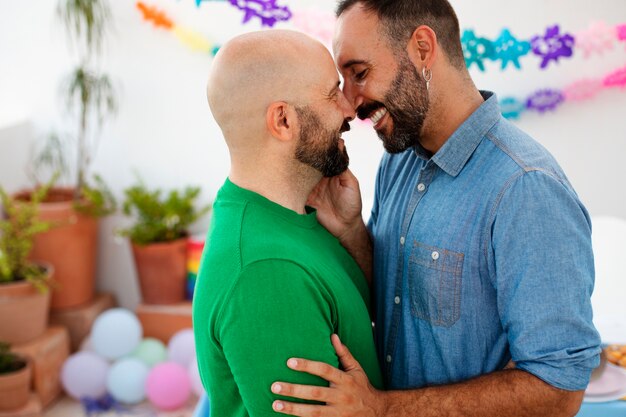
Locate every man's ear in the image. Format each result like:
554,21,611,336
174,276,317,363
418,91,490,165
406,25,438,69
266,102,296,142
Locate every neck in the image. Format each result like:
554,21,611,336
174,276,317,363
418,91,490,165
420,72,484,154
229,158,320,215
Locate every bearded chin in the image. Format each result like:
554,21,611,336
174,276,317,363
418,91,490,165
321,145,349,177
379,109,424,154
377,54,429,154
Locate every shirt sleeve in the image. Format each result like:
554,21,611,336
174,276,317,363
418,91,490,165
216,259,340,416
490,169,601,391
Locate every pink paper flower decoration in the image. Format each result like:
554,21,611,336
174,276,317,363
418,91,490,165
562,79,604,101
291,9,336,47
603,65,626,89
575,21,615,58
617,24,626,49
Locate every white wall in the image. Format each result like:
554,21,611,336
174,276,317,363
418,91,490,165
1,0,625,309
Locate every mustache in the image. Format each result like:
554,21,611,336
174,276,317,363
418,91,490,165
356,101,385,120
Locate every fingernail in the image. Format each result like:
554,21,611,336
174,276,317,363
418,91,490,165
272,383,282,393
274,401,284,411
287,358,298,368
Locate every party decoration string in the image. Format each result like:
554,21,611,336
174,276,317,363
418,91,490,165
136,2,221,55
463,21,625,72
192,0,292,27
500,63,626,119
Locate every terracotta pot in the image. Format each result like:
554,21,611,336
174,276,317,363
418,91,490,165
131,238,188,305
0,359,31,411
0,268,51,344
15,188,98,310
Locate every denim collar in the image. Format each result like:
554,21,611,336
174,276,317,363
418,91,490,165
414,91,501,177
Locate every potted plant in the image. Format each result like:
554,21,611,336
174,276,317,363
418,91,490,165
118,181,211,304
0,185,53,345
16,0,117,310
0,342,32,411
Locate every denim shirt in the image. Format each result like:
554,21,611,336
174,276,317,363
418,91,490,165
368,91,601,391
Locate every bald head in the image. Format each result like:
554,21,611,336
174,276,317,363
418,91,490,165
207,30,335,151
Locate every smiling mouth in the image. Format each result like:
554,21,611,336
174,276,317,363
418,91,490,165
369,108,388,125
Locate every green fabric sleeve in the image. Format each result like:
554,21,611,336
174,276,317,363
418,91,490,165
216,259,340,416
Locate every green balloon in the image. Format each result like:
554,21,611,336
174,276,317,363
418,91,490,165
132,338,167,368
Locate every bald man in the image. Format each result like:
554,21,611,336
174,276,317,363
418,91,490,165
192,30,383,417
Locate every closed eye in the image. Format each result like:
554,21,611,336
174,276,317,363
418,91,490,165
354,69,368,85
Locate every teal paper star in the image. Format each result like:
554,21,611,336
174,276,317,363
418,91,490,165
461,29,494,72
491,29,530,70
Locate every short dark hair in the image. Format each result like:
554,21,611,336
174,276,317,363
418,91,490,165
336,0,465,69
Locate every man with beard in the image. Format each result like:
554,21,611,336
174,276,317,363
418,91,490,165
192,30,383,417
270,1,600,416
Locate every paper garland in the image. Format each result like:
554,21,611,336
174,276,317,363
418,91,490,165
137,2,221,55
500,63,626,119
464,21,625,72
134,4,626,120
192,0,292,27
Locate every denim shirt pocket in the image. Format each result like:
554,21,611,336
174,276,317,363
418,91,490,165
408,241,464,327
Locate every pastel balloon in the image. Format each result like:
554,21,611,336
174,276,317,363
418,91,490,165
146,362,191,411
106,358,149,404
188,359,204,397
92,308,143,360
61,352,110,400
133,338,167,368
167,328,196,367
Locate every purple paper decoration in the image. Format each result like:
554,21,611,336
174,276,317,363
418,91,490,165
229,0,292,27
461,29,494,72
531,25,575,69
526,89,565,113
81,394,126,415
491,29,531,70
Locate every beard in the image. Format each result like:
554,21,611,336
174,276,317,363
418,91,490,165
294,106,350,177
357,54,430,154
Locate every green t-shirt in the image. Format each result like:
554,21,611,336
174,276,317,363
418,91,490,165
192,178,383,417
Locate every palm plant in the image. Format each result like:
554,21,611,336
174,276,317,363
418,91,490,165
55,0,118,204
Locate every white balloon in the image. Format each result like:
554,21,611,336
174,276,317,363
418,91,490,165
107,358,150,404
61,352,109,400
92,308,143,360
168,328,196,367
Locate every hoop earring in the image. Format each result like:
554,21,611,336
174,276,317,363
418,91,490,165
422,67,433,91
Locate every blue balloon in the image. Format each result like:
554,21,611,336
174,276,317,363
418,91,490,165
106,358,149,404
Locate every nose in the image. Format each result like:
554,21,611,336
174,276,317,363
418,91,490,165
338,90,357,122
342,81,364,113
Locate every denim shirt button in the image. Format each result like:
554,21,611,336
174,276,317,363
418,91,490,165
386,355,392,363
394,296,401,304
417,183,426,192
431,251,440,260
400,236,405,245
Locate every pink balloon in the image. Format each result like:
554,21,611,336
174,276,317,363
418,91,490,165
188,360,204,397
146,362,191,411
